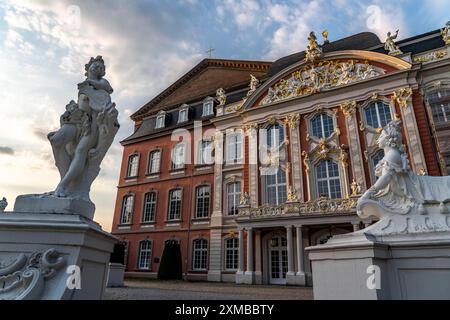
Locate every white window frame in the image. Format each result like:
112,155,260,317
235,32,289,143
264,168,287,205
126,153,139,178
148,150,161,174
315,160,342,199
266,124,285,149
192,238,208,271
178,104,189,123
197,140,213,165
202,99,214,117
142,192,157,223
226,132,243,164
155,111,166,129
195,185,210,219
171,143,186,170
120,194,134,225
226,181,241,216
137,240,152,270
167,189,182,221
224,237,239,271
363,101,393,129
311,113,334,139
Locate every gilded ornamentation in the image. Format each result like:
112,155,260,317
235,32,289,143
322,29,329,44
246,74,259,97
350,179,361,196
392,87,413,108
340,100,357,118
305,31,323,62
216,88,227,106
239,192,250,206
413,49,447,63
359,120,366,131
287,186,298,202
318,138,331,160
260,60,384,105
243,123,259,132
418,168,427,176
384,30,402,56
441,21,450,45
371,92,379,101
284,113,300,129
301,151,310,172
338,144,348,168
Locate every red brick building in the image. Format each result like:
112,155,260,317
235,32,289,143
112,26,450,285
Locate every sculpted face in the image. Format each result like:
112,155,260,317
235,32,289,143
377,130,388,148
88,61,105,79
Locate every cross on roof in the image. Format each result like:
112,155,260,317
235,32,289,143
206,46,215,58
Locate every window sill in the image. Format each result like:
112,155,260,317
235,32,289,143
117,224,132,230
189,269,208,273
145,173,160,179
140,223,155,228
170,169,185,175
192,219,209,225
124,176,138,181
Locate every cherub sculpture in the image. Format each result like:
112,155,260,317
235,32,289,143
47,56,120,201
384,30,402,56
441,21,450,45
216,88,227,106
0,197,7,212
357,120,450,234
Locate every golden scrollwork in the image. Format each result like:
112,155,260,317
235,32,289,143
392,87,413,108
301,150,310,172
413,49,447,63
359,120,366,131
284,113,300,129
242,123,259,132
287,186,298,202
340,100,357,118
338,144,348,168
350,179,361,196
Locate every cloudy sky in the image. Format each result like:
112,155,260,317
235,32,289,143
0,0,447,230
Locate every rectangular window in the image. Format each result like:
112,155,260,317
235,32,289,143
142,192,156,223
203,101,214,117
168,189,182,220
155,115,165,129
126,154,139,178
198,140,213,165
138,241,152,270
148,150,161,174
227,182,241,216
192,239,208,270
178,109,188,123
226,133,243,163
172,144,185,170
120,195,134,224
225,238,239,270
195,186,210,218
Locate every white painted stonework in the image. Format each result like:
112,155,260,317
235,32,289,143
0,56,118,300
106,263,125,287
307,120,450,299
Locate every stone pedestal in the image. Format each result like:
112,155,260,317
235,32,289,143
307,231,450,300
286,272,306,286
107,263,125,287
0,211,117,300
235,271,255,284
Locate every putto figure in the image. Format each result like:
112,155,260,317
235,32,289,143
441,21,450,45
384,30,402,56
357,120,450,235
0,197,7,212
47,56,120,201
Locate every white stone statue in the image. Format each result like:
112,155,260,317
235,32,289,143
216,88,227,106
384,30,402,56
357,120,450,235
441,21,450,45
246,74,259,97
0,197,7,212
14,56,119,219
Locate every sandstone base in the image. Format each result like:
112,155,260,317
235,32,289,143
14,194,95,220
107,263,125,287
0,211,117,300
307,231,450,300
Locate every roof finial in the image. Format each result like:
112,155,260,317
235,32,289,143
206,46,215,58
305,31,323,62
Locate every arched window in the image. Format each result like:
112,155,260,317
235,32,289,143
428,89,450,124
137,240,152,270
316,160,341,199
192,238,208,270
171,143,185,170
120,194,134,225
195,186,210,219
227,181,241,216
148,150,161,174
264,168,287,205
167,189,182,221
266,124,285,148
364,101,392,128
311,113,334,139
142,192,157,223
126,154,139,178
224,238,239,270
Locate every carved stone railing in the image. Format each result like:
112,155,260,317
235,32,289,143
238,197,358,219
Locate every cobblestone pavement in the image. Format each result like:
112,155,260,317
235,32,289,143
104,279,314,300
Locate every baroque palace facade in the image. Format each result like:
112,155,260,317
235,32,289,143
112,24,450,285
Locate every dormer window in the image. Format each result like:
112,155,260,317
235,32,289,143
155,111,166,129
202,98,214,117
178,104,189,123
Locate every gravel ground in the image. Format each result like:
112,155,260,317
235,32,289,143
104,279,313,300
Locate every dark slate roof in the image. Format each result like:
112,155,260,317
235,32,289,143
267,32,382,77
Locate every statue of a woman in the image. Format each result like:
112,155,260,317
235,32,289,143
48,56,119,201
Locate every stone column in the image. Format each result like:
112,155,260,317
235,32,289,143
246,227,254,273
254,230,262,284
288,114,303,201
286,226,295,275
208,130,224,282
295,225,306,285
235,228,245,284
247,125,259,207
352,221,360,232
341,101,367,191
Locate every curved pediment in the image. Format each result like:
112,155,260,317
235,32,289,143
241,50,412,110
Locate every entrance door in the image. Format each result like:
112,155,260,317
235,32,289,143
269,236,288,284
